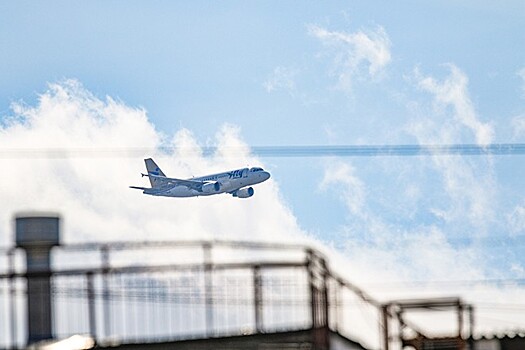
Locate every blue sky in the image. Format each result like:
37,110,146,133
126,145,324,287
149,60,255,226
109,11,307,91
2,0,525,335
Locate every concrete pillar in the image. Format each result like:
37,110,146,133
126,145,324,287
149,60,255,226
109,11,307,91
15,214,60,345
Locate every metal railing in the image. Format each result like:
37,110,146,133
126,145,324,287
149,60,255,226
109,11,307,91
0,240,382,350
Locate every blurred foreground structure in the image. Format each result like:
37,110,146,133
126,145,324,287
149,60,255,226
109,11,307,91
0,214,522,350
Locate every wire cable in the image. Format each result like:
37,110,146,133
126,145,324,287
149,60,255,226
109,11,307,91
1,143,525,158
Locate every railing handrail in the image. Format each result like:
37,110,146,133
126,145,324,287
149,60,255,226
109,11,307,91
0,260,310,279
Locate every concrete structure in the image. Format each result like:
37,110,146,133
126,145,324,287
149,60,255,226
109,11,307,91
15,214,60,344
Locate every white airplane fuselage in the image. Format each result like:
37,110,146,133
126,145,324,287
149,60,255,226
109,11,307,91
152,168,270,197
131,159,270,199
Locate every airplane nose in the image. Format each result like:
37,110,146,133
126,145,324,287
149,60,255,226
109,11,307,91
262,171,271,181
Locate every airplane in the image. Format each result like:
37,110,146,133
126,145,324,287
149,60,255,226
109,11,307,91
130,158,271,198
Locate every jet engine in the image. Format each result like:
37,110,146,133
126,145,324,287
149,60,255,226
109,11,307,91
202,181,221,194
232,187,254,198
218,180,233,192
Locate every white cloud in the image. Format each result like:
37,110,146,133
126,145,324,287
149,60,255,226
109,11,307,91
263,66,298,96
518,67,525,99
319,159,485,281
414,64,494,145
316,60,525,334
319,157,525,334
512,67,525,137
319,160,366,217
0,80,304,245
507,203,525,235
406,65,497,230
309,24,391,92
511,114,525,138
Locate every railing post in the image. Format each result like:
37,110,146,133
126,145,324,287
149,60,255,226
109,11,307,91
468,305,475,350
458,303,464,350
87,272,97,342
101,246,111,339
307,249,315,329
381,304,390,350
203,243,213,336
320,257,329,330
8,248,17,350
333,279,342,335
307,249,329,350
253,265,263,333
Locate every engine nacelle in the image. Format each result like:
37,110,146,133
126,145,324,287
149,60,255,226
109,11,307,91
233,187,254,198
218,180,233,192
202,181,221,194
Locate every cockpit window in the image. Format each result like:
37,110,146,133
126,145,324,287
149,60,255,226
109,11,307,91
250,167,263,172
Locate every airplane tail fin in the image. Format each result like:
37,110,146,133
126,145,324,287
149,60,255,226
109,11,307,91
144,158,166,188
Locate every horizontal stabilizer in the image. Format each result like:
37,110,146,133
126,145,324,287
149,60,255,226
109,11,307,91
129,186,149,190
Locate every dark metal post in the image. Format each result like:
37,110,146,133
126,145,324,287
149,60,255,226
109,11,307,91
458,303,464,350
87,272,97,341
468,305,475,350
101,246,111,339
15,214,60,345
306,249,316,329
320,256,330,350
253,265,263,333
333,280,340,334
381,304,390,350
307,249,330,350
8,248,17,349
203,243,213,336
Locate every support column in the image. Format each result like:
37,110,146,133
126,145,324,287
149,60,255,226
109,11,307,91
307,250,330,350
203,243,213,337
253,265,263,333
458,303,465,350
15,214,60,345
381,304,390,350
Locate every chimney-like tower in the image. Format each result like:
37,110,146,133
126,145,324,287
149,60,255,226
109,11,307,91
15,214,60,345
